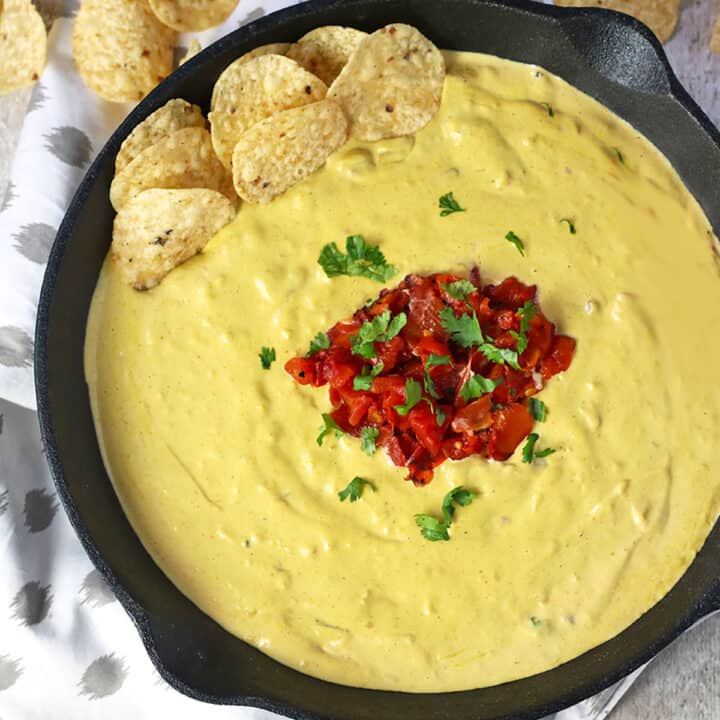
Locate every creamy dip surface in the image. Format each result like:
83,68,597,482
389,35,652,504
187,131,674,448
85,51,720,692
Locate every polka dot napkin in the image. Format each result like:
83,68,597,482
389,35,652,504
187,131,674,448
0,1,719,718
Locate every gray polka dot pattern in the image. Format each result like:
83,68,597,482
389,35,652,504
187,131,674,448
241,7,266,25
0,327,33,368
23,488,58,533
78,654,127,699
80,570,115,608
0,655,22,691
43,127,93,168
11,581,52,626
0,490,8,517
12,222,56,264
0,181,16,213
27,82,48,114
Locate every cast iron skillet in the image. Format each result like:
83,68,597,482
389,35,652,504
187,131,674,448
35,1,720,718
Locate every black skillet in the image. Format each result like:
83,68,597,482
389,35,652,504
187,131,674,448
35,1,720,718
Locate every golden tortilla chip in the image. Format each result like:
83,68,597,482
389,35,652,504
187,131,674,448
112,188,236,290
148,0,238,32
209,55,327,168
179,39,202,66
0,0,47,94
287,26,367,85
328,23,445,142
110,126,235,211
232,99,348,204
554,0,679,43
115,99,206,174
72,0,176,103
712,16,720,53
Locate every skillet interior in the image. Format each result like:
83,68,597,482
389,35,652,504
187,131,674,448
35,1,720,718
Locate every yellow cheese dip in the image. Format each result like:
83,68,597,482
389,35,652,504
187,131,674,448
85,51,720,692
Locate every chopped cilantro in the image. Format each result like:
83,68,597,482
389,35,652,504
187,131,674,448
443,279,476,300
530,616,542,627
530,397,546,422
317,413,344,447
510,300,537,354
308,332,330,355
318,235,396,282
460,374,502,402
423,354,450,400
613,147,625,164
540,102,555,117
522,433,556,463
338,476,375,503
435,407,447,426
479,343,520,370
439,307,484,348
360,426,380,456
415,486,476,542
259,346,276,369
394,378,423,416
505,231,525,257
560,218,576,234
438,192,466,217
350,311,407,359
353,361,384,391
427,353,451,368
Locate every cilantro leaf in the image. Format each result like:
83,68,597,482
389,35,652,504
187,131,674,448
529,397,546,422
317,413,344,447
360,426,380,456
530,616,543,627
415,486,476,542
505,231,525,257
353,362,384,391
509,330,528,354
438,192,466,217
424,353,451,400
613,147,625,164
259,346,276,369
308,332,330,355
338,476,375,503
560,218,576,234
394,378,423,416
443,279,476,300
510,300,536,354
435,407,447,426
479,343,520,370
350,311,407,359
439,307,484,348
540,102,555,117
460,374,502,402
522,433,555,463
318,235,397,282
427,353,451,368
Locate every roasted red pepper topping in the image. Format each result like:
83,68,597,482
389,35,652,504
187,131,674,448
285,269,575,485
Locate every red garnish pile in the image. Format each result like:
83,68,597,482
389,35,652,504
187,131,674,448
285,269,575,485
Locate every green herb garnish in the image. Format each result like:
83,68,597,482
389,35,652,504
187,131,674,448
350,311,407,359
479,343,520,370
394,378,423,416
540,102,555,117
439,307,484,348
259,346,276,369
415,486,476,542
308,332,330,355
318,235,396,282
353,362,385,391
438,192,466,217
530,616,542,627
360,426,380,456
505,231,525,257
338,476,375,503
529,398,546,422
423,353,451,400
317,413,344,447
460,374,502,402
522,433,556,463
612,147,625,164
443,279,476,300
560,218,576,234
510,300,536,354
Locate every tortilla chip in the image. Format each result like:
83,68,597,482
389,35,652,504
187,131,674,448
115,99,206,174
179,39,202,66
149,0,238,32
287,26,367,85
110,126,235,211
73,0,176,103
232,99,348,204
328,23,445,142
554,0,679,43
112,188,236,290
209,55,327,168
0,0,47,94
712,16,720,53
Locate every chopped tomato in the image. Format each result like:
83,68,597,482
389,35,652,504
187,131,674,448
488,403,534,460
540,335,577,380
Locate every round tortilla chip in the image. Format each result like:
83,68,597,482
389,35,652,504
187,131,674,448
554,0,679,42
286,26,367,85
328,23,445,142
72,0,176,103
115,98,206,174
179,39,202,66
111,188,236,290
0,0,47,94
110,126,235,211
148,0,238,32
232,99,348,204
